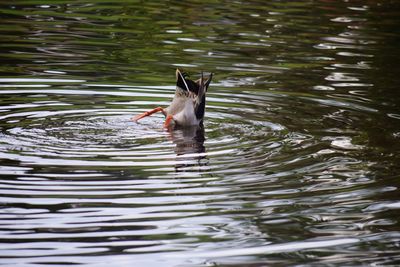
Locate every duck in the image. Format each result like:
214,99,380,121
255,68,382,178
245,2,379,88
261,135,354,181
132,69,213,128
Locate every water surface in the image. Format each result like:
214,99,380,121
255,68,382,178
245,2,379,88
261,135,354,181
1,1,400,266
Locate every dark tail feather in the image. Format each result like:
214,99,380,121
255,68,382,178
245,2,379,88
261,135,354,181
176,69,189,92
205,73,212,91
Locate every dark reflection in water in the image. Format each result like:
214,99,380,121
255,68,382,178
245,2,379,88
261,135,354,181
170,125,207,171
0,0,400,266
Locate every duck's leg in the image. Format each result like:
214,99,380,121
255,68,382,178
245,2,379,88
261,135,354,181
131,107,165,122
163,115,174,128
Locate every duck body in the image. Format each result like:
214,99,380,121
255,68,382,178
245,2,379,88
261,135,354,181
132,69,212,128
166,96,200,126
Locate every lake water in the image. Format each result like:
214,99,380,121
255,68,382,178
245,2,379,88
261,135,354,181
1,1,400,266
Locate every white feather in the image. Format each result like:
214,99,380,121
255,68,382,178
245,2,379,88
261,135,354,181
173,98,201,126
178,71,189,91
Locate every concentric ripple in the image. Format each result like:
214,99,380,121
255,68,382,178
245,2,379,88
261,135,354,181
0,81,296,267
0,78,393,267
0,82,288,170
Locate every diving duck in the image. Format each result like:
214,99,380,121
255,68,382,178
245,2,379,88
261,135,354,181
132,69,213,128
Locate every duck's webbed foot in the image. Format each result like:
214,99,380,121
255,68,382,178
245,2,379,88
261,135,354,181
163,115,174,128
132,107,165,122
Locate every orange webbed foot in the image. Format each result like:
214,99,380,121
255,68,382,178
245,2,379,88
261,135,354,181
132,107,165,122
163,115,174,128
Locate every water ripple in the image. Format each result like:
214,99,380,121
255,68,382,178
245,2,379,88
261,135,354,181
1,0,400,266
